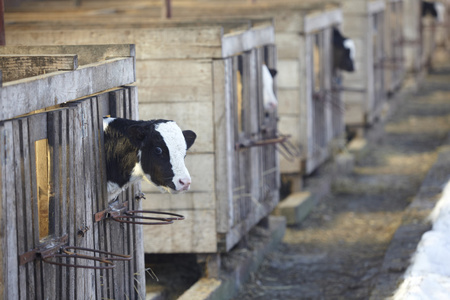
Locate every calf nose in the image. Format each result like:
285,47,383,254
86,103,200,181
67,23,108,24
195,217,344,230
179,178,191,190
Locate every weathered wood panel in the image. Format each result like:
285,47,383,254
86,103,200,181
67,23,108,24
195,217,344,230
141,208,218,253
137,59,213,103
0,54,78,82
0,84,144,298
0,57,135,120
0,44,135,65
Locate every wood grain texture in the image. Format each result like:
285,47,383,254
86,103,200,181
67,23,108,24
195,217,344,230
0,57,135,120
0,54,78,82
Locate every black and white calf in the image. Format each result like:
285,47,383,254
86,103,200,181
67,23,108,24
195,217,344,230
103,117,197,201
422,1,446,23
262,64,278,112
332,28,356,72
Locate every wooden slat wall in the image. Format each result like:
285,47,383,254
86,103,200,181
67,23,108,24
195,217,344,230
0,86,144,299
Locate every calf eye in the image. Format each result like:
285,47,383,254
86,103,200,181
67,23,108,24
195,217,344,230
155,147,163,155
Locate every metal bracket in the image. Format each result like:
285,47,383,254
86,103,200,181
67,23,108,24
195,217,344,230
94,200,185,225
19,234,132,269
236,135,290,150
236,134,301,162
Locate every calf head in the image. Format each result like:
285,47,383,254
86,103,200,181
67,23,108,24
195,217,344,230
262,64,278,112
103,118,196,200
422,1,438,18
333,28,355,72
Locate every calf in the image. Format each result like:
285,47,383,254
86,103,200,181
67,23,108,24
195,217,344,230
103,117,197,201
422,1,445,23
262,64,278,112
332,28,355,72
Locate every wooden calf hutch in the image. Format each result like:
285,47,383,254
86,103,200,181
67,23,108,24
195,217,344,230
327,0,387,127
0,45,149,299
177,1,347,176
5,20,281,254
139,22,281,254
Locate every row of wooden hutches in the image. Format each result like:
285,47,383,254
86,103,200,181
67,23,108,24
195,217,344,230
0,0,449,299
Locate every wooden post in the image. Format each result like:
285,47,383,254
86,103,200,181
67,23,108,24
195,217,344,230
162,0,172,19
0,0,5,46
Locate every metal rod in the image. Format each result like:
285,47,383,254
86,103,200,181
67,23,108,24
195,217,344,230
111,210,185,225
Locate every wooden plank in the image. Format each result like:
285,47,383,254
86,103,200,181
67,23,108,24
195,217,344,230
96,93,115,299
128,86,146,299
6,27,224,60
26,113,45,300
277,59,300,88
40,111,58,300
137,59,213,103
0,54,78,82
247,49,261,221
141,209,217,253
66,107,76,300
142,189,215,211
58,109,68,299
222,25,275,57
0,44,135,65
108,91,125,299
12,119,27,300
0,57,135,120
121,90,131,299
93,94,109,299
368,0,386,14
20,117,36,299
89,97,102,300
304,8,342,33
79,99,95,299
128,85,140,120
70,101,86,300
1,121,19,298
213,58,234,232
0,123,4,299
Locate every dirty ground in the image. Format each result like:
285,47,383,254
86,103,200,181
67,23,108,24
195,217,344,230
233,61,450,299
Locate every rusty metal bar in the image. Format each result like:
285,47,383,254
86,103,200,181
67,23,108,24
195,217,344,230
95,200,184,225
19,235,69,266
111,210,185,225
332,86,367,93
19,234,132,269
236,135,289,150
94,200,128,222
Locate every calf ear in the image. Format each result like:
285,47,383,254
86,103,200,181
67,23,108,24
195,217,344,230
183,130,197,150
268,68,277,78
127,124,147,146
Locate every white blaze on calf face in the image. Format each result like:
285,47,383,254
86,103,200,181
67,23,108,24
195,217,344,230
103,117,115,131
436,2,446,23
262,64,278,112
343,39,356,61
155,121,192,192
